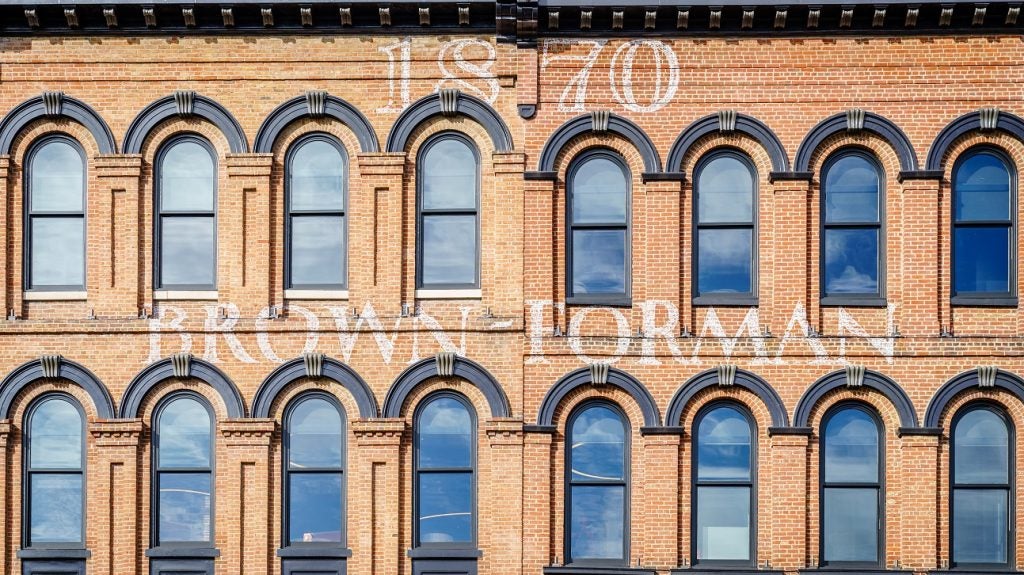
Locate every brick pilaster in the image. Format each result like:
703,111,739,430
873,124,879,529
899,433,941,571
482,419,525,575
522,429,553,574
490,153,526,313
352,154,406,314
770,178,812,331
218,419,276,575
642,432,682,570
769,431,811,571
0,419,11,575
899,177,943,337
524,177,557,330
89,419,144,575
93,155,144,317
224,154,274,315
351,419,405,575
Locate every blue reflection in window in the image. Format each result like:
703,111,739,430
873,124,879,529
822,153,882,297
953,150,1014,296
694,405,754,564
568,152,630,298
288,136,347,288
821,405,881,565
157,137,217,289
952,406,1011,566
26,396,85,545
158,396,212,468
155,394,214,545
286,395,345,545
27,138,86,289
954,227,1010,294
695,153,756,297
418,135,479,288
697,406,751,481
415,394,475,546
567,403,627,563
697,228,753,294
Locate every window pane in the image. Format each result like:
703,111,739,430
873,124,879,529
418,397,472,468
570,485,624,560
160,140,215,212
30,140,83,212
288,398,342,469
824,228,879,295
289,473,343,543
823,488,878,563
30,398,82,469
697,228,753,294
290,139,345,211
954,409,1008,484
31,217,84,287
954,226,1010,294
30,474,82,543
824,408,879,483
955,152,1011,222
422,139,476,210
696,486,750,561
572,157,628,224
698,156,754,223
953,489,1008,564
161,217,215,287
290,216,345,287
571,229,626,295
418,472,472,543
825,155,879,223
571,405,625,482
421,215,476,286
159,472,211,543
158,397,211,468
697,406,751,481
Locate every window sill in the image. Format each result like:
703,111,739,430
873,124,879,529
820,296,887,308
277,546,352,558
18,549,91,559
565,295,632,307
416,289,481,300
544,566,657,575
693,295,758,307
153,290,218,301
146,547,220,558
285,289,349,300
672,569,783,575
799,569,914,575
407,547,482,559
23,291,87,301
950,295,1018,307
928,570,1024,574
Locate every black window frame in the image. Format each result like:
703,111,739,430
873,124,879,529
284,133,349,291
23,134,87,292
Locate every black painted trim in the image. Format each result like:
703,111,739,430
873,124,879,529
929,571,1024,575
927,109,1024,171
545,567,656,575
383,356,510,418
148,557,216,575
525,170,558,180
123,93,248,154
897,426,942,436
924,368,1024,427
897,169,944,182
673,570,784,575
523,424,557,433
950,295,1019,307
794,111,918,172
120,356,246,418
667,112,789,173
820,296,888,307
640,425,685,435
537,366,660,427
254,94,379,153
253,356,378,418
666,367,789,428
794,368,918,428
408,548,483,558
18,549,91,559
386,91,512,153
768,426,813,436
649,171,687,182
21,558,87,575
537,113,662,173
691,295,759,306
278,547,353,558
0,357,115,419
282,557,348,575
0,94,116,155
146,547,221,558
800,570,914,575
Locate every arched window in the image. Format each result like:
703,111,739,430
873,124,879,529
566,402,628,565
414,393,476,547
417,134,479,290
153,393,214,547
286,135,347,290
952,148,1016,303
693,403,755,566
156,136,217,290
951,404,1013,568
25,136,86,291
24,395,85,547
566,150,630,304
820,404,883,567
283,393,345,546
694,151,757,303
821,151,884,303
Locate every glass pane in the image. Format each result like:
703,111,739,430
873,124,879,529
571,229,626,295
824,408,879,483
569,485,625,560
697,228,753,294
290,216,345,287
825,155,880,223
698,156,754,223
697,406,751,481
158,472,211,543
696,486,750,561
160,217,215,287
289,398,343,469
570,405,625,482
158,397,211,468
289,473,343,543
418,472,472,543
953,489,1008,564
30,217,84,287
421,215,476,286
160,140,215,212
955,152,1011,222
823,488,878,563
954,409,1009,484
824,228,879,295
571,156,628,224
30,474,82,543
290,139,345,211
954,226,1010,294
30,140,83,212
418,397,473,468
421,139,477,210
30,398,82,469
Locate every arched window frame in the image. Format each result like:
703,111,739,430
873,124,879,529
284,133,349,291
690,401,756,568
565,148,632,306
23,134,87,292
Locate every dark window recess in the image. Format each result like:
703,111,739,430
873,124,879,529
24,136,86,291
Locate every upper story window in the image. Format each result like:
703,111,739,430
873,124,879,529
25,137,86,291
694,151,757,303
951,404,1012,568
286,135,347,290
953,148,1016,303
156,136,217,290
822,151,884,302
24,395,85,547
693,403,754,566
414,393,476,547
566,401,628,565
153,393,214,547
284,393,345,546
417,134,479,290
567,151,630,304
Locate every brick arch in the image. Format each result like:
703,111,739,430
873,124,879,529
386,91,512,153
927,109,1024,171
252,356,378,419
0,357,114,419
925,368,1024,428
119,356,245,418
795,111,917,173
382,356,509,419
667,112,788,174
794,369,918,429
0,93,116,155
537,367,660,427
123,93,248,154
538,113,661,174
665,368,789,428
254,94,379,154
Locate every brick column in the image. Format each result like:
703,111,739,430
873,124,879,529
769,431,811,571
899,432,941,571
522,429,553,573
93,156,144,317
899,176,943,337
770,177,812,330
352,154,406,314
351,419,405,575
89,419,144,575
0,419,11,575
490,153,526,312
523,177,557,329
516,45,538,118
218,419,276,575
223,154,274,316
482,419,524,575
643,180,683,306
0,157,11,317
642,431,682,570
